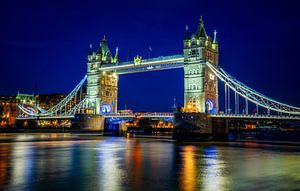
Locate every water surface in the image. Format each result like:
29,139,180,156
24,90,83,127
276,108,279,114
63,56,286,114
0,134,300,191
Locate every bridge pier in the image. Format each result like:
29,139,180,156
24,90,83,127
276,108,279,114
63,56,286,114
73,114,105,132
15,119,38,128
211,118,229,141
173,110,229,141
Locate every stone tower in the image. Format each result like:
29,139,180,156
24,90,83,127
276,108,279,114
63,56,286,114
86,36,119,114
183,17,219,114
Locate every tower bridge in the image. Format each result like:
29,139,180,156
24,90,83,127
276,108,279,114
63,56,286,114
16,17,300,136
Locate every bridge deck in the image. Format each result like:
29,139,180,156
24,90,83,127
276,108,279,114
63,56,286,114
16,113,300,121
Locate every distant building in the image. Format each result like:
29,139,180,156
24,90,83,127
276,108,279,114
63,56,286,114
0,95,18,127
36,93,66,110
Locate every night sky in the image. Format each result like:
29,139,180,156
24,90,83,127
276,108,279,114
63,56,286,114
1,0,300,112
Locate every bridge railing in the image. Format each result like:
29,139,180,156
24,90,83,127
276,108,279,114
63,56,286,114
104,112,174,118
138,112,174,117
213,113,300,119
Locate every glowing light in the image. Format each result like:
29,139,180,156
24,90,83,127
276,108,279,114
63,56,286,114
180,146,197,191
209,73,215,80
101,104,112,114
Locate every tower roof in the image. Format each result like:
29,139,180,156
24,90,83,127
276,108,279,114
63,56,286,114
213,30,218,44
185,25,190,40
88,44,93,55
100,36,110,56
196,16,207,38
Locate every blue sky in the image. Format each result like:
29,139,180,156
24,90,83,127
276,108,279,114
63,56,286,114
1,0,300,111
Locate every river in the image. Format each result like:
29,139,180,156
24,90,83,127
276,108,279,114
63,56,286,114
0,134,300,191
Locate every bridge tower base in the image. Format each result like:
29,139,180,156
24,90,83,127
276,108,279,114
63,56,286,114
173,110,228,141
73,114,105,132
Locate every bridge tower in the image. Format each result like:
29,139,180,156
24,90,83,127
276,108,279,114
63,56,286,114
183,17,219,114
86,36,119,114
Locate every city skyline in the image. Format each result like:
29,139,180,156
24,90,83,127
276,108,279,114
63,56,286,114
1,0,300,111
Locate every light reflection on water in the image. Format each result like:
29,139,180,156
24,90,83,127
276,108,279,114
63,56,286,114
0,134,300,191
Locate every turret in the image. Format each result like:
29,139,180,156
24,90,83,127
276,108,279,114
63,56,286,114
212,30,218,52
112,47,119,63
184,25,191,48
88,44,93,62
97,42,102,54
205,36,212,47
185,25,190,40
100,36,112,63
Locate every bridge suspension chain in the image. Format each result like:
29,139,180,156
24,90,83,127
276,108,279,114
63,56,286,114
17,75,87,117
206,62,300,115
39,75,87,116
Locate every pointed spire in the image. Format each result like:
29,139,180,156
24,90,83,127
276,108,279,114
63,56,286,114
172,96,177,109
97,42,102,54
115,47,119,57
88,43,93,55
101,35,110,56
212,30,219,51
185,25,190,40
213,30,218,44
113,47,119,63
196,16,207,38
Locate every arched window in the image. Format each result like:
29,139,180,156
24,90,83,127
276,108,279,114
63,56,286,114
192,97,196,103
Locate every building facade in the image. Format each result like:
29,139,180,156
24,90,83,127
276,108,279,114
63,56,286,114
0,95,18,127
183,17,219,113
36,93,65,110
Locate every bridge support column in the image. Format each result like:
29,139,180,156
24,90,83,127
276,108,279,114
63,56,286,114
173,110,213,141
173,109,229,141
245,98,248,115
73,114,105,132
212,118,229,141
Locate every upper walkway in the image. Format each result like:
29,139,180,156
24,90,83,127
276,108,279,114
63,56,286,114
99,54,184,74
